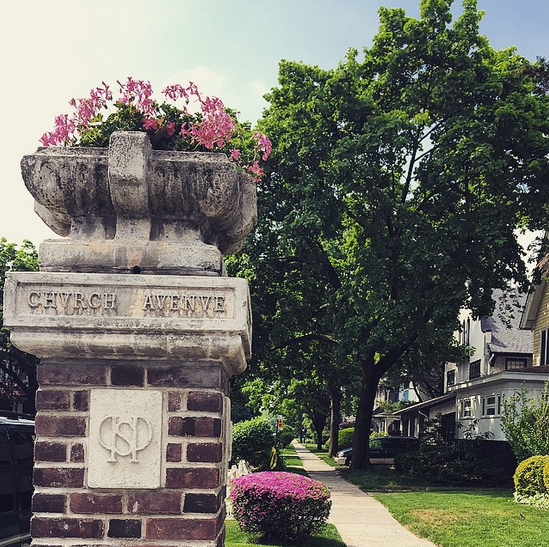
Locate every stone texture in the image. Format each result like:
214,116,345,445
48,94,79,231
9,131,254,547
88,389,162,489
20,132,257,274
5,273,251,376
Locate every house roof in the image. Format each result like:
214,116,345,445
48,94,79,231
392,392,456,416
520,280,547,330
520,254,549,330
481,289,532,355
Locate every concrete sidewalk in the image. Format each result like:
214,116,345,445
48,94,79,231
292,442,438,547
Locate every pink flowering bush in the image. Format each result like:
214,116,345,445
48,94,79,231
40,77,271,181
231,471,331,541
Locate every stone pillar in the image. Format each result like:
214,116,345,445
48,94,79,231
4,132,256,547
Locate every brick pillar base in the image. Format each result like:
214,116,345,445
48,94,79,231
31,361,231,547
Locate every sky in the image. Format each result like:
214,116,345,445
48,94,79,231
2,0,549,250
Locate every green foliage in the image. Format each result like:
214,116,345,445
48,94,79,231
395,441,505,486
514,455,549,497
231,471,331,542
501,385,549,462
231,0,549,469
231,417,279,471
278,424,295,448
0,239,39,412
338,427,354,449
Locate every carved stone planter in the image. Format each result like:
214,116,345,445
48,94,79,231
20,131,257,275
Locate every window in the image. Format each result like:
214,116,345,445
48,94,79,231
541,330,549,366
460,398,472,419
447,370,456,387
469,360,481,380
505,358,527,370
481,394,502,417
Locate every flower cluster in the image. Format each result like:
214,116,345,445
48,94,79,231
40,78,271,181
230,471,331,541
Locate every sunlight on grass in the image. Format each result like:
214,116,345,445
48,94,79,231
375,490,549,547
225,520,345,547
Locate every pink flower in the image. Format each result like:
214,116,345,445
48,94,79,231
142,117,158,131
253,131,272,161
229,149,241,161
165,122,176,137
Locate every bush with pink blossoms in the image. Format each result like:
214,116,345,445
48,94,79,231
230,471,331,542
40,78,271,181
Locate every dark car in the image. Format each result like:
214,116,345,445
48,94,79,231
0,412,34,547
335,436,419,466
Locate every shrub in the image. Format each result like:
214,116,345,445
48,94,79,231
395,441,506,486
278,424,295,448
501,384,549,462
338,427,354,449
232,417,278,471
231,471,331,541
514,455,549,497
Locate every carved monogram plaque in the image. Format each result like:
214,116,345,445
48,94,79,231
88,389,163,489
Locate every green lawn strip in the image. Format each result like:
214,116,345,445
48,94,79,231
341,466,430,492
281,444,304,467
373,489,549,547
225,520,345,547
304,443,338,467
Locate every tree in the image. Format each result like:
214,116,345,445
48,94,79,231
501,385,549,463
239,0,549,469
0,239,39,413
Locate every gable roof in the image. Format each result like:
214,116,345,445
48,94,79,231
481,289,532,354
520,279,547,330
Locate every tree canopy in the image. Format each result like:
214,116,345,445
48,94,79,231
230,0,549,468
0,238,39,413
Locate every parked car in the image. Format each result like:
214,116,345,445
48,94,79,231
0,412,34,547
335,436,419,466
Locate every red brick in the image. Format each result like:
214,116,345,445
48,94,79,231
32,493,66,513
187,392,222,412
70,493,123,514
183,492,222,514
128,492,181,514
166,443,182,462
111,365,145,386
35,415,86,437
146,517,219,540
168,392,182,412
38,364,107,386
34,441,67,462
165,468,219,489
168,416,183,436
72,391,89,411
187,443,222,463
70,443,85,462
36,390,70,411
33,467,84,488
169,417,221,437
108,519,142,538
31,517,104,539
148,365,221,388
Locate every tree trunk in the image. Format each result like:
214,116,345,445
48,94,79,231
328,384,342,457
312,411,327,450
351,365,379,469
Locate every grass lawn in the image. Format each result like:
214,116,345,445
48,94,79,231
225,520,345,547
304,443,338,467
342,465,432,491
374,489,549,547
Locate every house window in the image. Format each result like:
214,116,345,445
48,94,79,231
481,394,502,417
460,398,472,419
505,358,527,370
447,370,456,387
469,360,481,379
541,329,549,366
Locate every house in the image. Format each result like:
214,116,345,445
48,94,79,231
396,289,549,443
